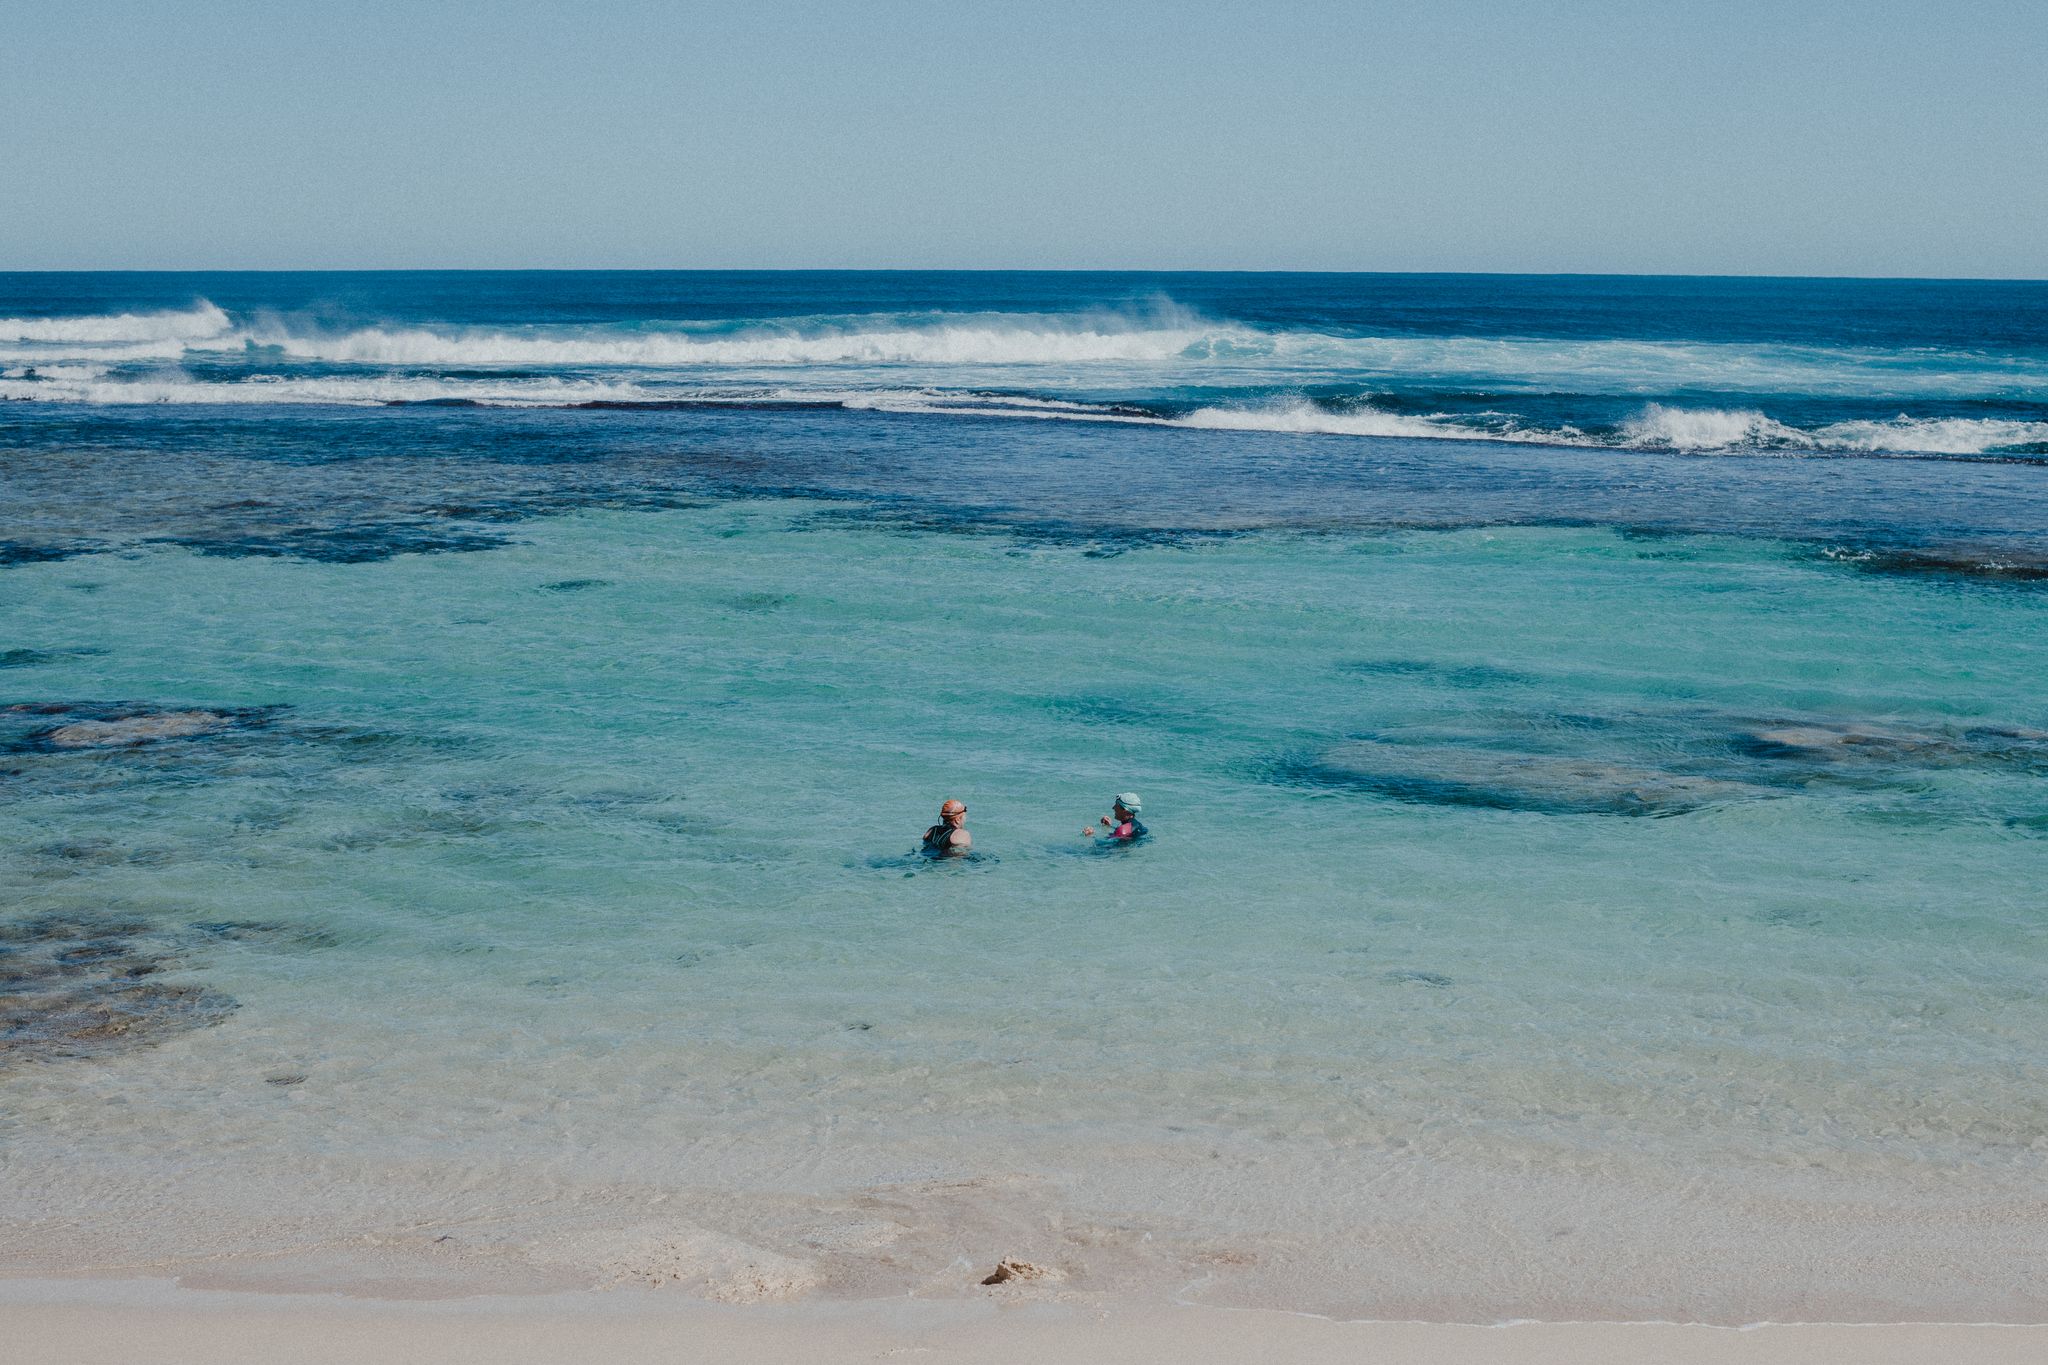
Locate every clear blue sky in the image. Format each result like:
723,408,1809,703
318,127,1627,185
4,0,2043,276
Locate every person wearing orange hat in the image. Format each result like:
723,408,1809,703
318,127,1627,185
921,798,972,857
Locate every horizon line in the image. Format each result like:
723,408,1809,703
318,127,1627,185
4,266,2047,285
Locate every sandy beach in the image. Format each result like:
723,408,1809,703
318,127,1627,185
5,1276,2045,1365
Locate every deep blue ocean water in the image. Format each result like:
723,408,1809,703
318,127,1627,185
3,273,2045,1316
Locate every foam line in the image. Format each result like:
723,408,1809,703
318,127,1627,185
0,303,232,344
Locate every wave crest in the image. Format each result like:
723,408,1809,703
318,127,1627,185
1621,405,1808,450
1172,399,1526,443
243,318,1246,368
1621,403,2048,455
0,302,232,344
4,299,2043,459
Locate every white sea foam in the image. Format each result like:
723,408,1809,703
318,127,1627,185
1620,403,2048,455
0,302,232,344
225,318,1243,368
1172,398,1529,443
1807,415,2048,455
1620,404,1812,450
7,299,2047,404
1118,398,2040,456
0,372,669,407
1263,333,2048,399
182,324,2038,397
7,371,2042,457
0,362,111,383
0,340,192,364
4,299,2042,458
0,300,1256,368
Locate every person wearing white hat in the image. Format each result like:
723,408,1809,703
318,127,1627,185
1082,792,1147,842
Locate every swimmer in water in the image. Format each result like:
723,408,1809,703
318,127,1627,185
921,798,972,857
1082,792,1147,841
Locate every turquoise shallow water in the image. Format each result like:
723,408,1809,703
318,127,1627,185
5,506,2044,1190
4,272,2047,1314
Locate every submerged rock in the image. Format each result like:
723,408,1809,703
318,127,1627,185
0,912,236,1065
726,591,794,611
981,1258,1061,1286
7,701,284,754
42,710,234,748
186,920,343,951
1339,657,1540,689
1737,718,2048,773
1310,740,1763,816
3,982,228,1052
1296,704,2048,818
1742,719,1955,759
1824,545,2048,583
1384,969,1454,988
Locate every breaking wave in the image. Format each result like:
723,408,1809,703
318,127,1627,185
1619,404,2048,456
5,367,2045,457
10,298,2048,392
4,299,2044,458
243,316,1253,367
0,302,232,344
1170,399,1543,444
0,372,669,407
0,300,1251,368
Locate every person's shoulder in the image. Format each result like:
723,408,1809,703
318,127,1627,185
951,828,972,847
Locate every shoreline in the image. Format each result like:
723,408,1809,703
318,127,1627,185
6,1277,2048,1365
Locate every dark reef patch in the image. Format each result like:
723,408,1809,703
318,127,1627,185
4,701,286,754
1338,658,1542,690
27,839,174,877
1298,739,1762,817
2,419,710,568
0,541,86,568
0,908,353,1068
187,920,343,951
5,401,2048,578
1820,544,2048,585
0,912,237,1065
1730,718,2048,772
539,578,613,592
0,702,407,812
790,501,1250,557
156,522,513,564
725,591,794,611
0,647,106,669
1286,709,2048,817
1384,970,1454,988
1029,692,1190,729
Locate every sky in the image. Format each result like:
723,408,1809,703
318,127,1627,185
4,0,2044,276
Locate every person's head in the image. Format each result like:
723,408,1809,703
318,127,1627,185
1113,792,1142,821
939,798,967,827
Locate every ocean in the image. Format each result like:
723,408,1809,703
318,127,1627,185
3,271,2045,1318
